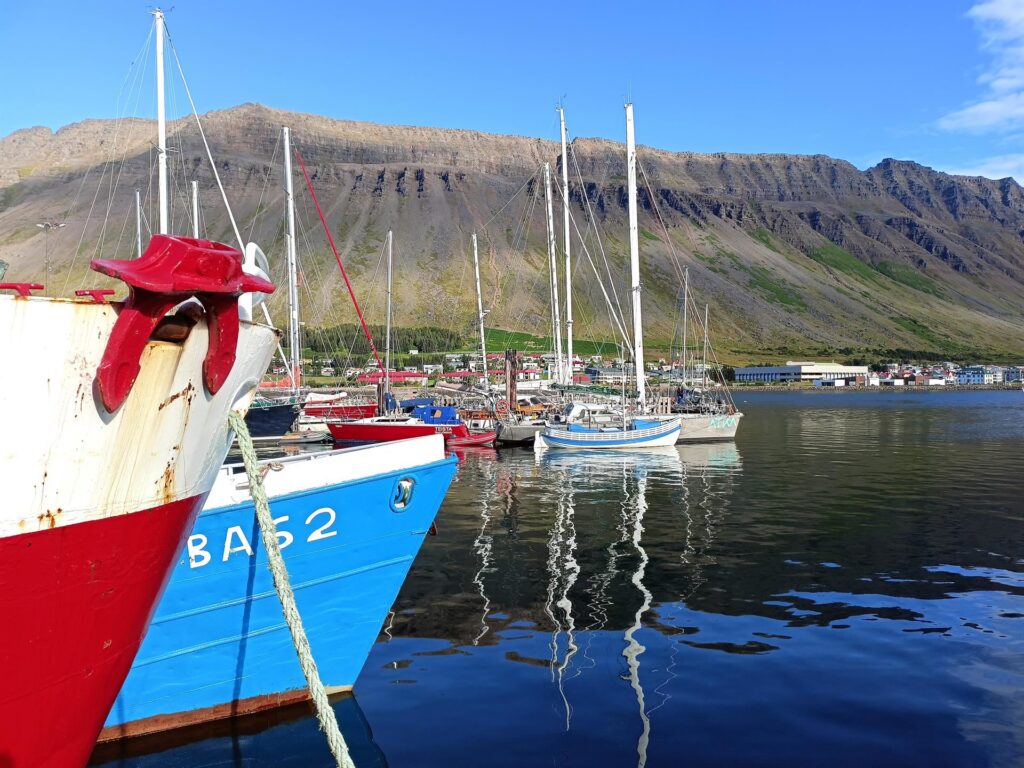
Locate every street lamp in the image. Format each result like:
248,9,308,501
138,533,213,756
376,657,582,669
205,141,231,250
36,221,66,293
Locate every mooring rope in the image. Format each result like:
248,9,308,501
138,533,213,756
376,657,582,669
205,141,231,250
227,411,355,768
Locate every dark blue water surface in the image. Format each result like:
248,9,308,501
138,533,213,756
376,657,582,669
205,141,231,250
94,390,1024,767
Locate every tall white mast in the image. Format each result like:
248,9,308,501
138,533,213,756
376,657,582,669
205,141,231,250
625,102,645,410
681,266,689,382
543,162,564,384
191,180,199,238
472,233,489,388
384,230,393,400
559,107,573,384
282,126,301,399
134,189,143,257
154,9,168,234
702,303,710,389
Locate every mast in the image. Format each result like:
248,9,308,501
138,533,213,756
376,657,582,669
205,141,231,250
134,189,143,257
385,230,393,400
681,266,689,382
191,180,199,238
543,162,564,384
154,9,168,235
472,233,488,388
282,126,301,398
559,107,573,384
625,102,645,410
702,304,710,389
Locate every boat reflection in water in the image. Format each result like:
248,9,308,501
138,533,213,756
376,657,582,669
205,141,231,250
532,444,739,766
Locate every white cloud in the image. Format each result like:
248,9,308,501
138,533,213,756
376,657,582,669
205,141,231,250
944,152,1024,181
939,0,1024,133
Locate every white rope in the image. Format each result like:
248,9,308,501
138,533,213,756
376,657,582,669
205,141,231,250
228,411,355,768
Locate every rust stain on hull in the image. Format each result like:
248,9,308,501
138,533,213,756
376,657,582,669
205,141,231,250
37,507,62,529
157,381,196,411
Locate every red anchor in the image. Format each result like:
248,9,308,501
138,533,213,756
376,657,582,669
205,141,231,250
91,235,275,412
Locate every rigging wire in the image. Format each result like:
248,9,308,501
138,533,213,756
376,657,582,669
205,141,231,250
292,144,384,371
636,155,735,407
60,27,153,294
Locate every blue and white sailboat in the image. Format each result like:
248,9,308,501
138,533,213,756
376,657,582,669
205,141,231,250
101,124,459,742
536,102,681,450
535,402,681,449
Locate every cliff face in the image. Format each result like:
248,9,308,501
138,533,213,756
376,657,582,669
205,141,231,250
3,103,1024,360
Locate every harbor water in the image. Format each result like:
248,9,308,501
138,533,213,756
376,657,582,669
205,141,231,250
93,390,1024,767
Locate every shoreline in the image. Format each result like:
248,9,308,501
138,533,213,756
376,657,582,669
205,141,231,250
731,384,1021,394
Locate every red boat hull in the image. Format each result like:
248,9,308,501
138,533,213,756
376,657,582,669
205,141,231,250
328,420,497,448
328,421,445,443
448,430,497,447
303,403,377,419
0,494,202,768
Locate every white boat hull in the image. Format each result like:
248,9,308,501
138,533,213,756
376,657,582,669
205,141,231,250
676,412,743,442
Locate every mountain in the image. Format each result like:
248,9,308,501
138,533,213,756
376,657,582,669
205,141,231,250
2,103,1024,362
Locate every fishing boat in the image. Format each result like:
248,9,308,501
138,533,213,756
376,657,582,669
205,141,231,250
101,434,456,740
535,103,681,450
0,12,280,765
0,245,275,767
0,238,275,768
102,127,460,743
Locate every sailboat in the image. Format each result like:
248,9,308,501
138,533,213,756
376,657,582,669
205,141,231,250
670,267,744,441
242,134,306,439
328,231,497,447
535,103,681,450
103,127,460,741
0,10,279,766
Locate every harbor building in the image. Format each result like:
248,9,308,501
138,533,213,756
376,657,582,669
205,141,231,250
957,365,1004,385
734,361,869,383
584,366,627,385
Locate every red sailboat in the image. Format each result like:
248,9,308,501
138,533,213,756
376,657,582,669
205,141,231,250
327,406,496,447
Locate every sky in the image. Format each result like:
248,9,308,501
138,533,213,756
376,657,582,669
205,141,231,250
1,0,1021,180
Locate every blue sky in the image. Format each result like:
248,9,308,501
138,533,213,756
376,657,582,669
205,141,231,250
1,0,1021,179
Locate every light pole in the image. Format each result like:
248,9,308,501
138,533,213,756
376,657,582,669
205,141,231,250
36,221,66,293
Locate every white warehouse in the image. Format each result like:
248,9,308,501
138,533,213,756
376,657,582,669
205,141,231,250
734,361,870,383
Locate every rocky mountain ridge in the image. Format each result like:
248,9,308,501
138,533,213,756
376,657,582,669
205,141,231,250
2,103,1023,361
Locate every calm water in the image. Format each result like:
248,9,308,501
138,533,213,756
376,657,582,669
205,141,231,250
96,391,1024,767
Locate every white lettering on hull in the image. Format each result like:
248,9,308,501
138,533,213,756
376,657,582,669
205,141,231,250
186,508,338,569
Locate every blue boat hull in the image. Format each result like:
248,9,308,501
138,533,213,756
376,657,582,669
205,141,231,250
244,401,299,438
103,454,457,736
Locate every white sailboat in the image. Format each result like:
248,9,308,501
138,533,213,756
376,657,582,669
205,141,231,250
536,103,681,450
670,267,744,441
